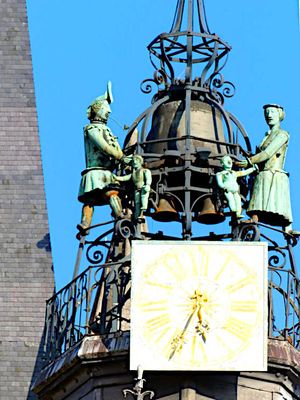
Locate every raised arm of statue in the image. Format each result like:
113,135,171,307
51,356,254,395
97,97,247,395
235,164,258,178
112,173,132,182
250,131,289,165
86,126,123,160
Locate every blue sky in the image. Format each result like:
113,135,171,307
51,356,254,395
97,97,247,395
26,0,300,290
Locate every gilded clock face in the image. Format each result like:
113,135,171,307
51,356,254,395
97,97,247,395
130,241,268,371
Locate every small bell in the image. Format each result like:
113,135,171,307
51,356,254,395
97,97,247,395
152,197,180,222
195,197,225,225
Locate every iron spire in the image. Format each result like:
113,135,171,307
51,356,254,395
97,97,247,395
144,0,232,100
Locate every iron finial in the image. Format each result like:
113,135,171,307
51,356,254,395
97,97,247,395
123,365,155,400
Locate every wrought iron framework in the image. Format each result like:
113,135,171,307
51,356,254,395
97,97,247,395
42,220,300,364
122,0,251,239
144,0,232,100
41,0,300,369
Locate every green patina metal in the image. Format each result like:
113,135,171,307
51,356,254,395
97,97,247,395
216,155,257,218
244,104,293,228
78,82,124,230
113,155,152,220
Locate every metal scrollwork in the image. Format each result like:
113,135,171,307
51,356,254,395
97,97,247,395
82,226,114,266
268,248,286,269
153,68,168,86
140,79,158,94
234,223,260,242
211,74,236,99
222,82,236,98
86,243,105,264
115,218,136,239
140,69,168,95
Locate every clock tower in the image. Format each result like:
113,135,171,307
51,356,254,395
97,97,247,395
32,1,300,399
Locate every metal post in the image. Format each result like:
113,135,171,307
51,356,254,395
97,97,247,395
73,235,86,279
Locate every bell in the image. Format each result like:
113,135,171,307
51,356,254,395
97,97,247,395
145,100,226,159
152,197,179,222
195,197,225,225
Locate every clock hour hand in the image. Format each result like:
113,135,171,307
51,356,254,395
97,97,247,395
196,320,209,342
193,290,210,341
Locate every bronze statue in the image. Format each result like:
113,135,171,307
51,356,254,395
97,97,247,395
113,155,152,220
78,82,124,233
237,104,293,230
216,155,257,218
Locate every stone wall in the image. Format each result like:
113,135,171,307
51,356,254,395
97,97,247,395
0,0,54,398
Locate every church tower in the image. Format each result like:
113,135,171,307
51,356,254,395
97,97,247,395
0,1,54,398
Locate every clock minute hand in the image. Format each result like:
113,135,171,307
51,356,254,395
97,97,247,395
169,305,198,361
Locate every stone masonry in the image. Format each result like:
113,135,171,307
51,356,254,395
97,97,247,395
0,0,55,399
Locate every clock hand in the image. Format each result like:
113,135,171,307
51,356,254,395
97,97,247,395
169,290,211,360
193,291,210,342
169,305,198,361
197,305,203,324
196,320,209,342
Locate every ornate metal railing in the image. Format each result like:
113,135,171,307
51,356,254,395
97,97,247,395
42,218,300,365
43,257,131,362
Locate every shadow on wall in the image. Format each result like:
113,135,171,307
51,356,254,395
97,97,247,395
27,233,54,398
36,233,51,252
